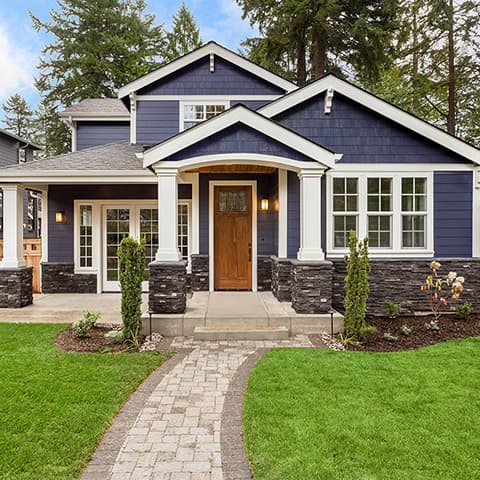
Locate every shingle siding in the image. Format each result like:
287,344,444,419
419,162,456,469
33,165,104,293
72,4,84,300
136,101,179,145
0,135,18,167
138,56,285,96
76,121,130,150
434,172,473,257
275,93,469,164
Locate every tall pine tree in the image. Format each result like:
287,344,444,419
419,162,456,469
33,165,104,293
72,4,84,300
2,94,35,139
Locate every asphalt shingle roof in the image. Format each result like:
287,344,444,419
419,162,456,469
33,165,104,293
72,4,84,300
60,99,129,116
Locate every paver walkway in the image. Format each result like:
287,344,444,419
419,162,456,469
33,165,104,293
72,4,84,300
83,336,313,480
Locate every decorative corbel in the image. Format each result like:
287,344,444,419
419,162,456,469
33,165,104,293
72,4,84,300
210,52,215,73
324,87,334,114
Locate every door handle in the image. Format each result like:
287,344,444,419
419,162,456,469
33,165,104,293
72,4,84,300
248,243,252,262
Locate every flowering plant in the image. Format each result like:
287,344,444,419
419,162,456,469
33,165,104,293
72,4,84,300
420,261,465,320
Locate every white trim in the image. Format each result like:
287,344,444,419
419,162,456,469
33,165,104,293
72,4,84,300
332,163,474,172
326,171,434,257
473,168,480,257
259,75,480,165
61,115,130,121
40,188,48,264
180,172,200,255
278,169,288,258
136,95,280,101
0,171,155,183
143,106,338,169
71,122,77,152
208,180,257,292
118,42,297,98
179,100,230,132
129,92,137,144
324,88,334,114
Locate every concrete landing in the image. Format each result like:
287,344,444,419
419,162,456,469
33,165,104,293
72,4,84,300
193,325,289,341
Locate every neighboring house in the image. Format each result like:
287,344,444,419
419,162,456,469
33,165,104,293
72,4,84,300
0,129,42,239
0,41,479,313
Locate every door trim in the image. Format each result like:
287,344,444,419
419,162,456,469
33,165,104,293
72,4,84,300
208,180,257,292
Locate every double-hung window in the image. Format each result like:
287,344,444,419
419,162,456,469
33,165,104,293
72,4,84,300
182,101,228,130
333,177,358,248
367,178,392,248
401,178,427,248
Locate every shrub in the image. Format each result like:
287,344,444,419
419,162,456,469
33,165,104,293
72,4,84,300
421,261,465,320
359,325,377,342
118,237,146,345
343,231,370,339
72,310,101,338
384,300,401,319
456,302,473,320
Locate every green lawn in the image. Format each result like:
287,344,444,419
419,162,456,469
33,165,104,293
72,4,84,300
244,339,480,480
0,323,165,480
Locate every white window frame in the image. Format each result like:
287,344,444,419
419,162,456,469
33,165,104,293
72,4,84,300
178,199,192,270
326,171,434,258
179,100,230,132
332,177,359,248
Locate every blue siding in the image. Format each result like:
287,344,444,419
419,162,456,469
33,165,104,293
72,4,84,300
198,173,278,256
434,172,472,257
76,121,129,150
48,184,191,262
139,56,285,96
275,93,469,164
169,124,314,162
136,101,179,145
231,100,272,110
287,170,300,258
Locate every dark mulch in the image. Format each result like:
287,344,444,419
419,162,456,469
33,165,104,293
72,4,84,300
55,326,131,353
349,314,480,352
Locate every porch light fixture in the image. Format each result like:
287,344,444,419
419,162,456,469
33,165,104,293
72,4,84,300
55,211,67,223
260,197,269,211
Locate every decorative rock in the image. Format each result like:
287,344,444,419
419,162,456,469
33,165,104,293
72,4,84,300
104,330,124,344
148,261,187,314
257,255,272,291
41,262,96,294
291,260,333,314
321,332,345,351
271,256,292,302
0,266,33,308
191,254,209,291
139,332,164,352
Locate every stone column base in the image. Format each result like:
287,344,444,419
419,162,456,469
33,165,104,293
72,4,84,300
257,256,273,291
191,255,209,292
291,260,333,314
271,256,292,302
0,266,33,308
149,261,187,314
41,262,97,293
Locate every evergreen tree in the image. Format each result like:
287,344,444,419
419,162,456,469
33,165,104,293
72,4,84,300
35,98,70,157
2,94,35,139
165,3,202,61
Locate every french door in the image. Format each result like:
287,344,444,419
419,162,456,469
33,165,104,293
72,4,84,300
103,205,158,291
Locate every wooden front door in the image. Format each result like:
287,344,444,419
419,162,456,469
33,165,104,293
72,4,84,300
214,186,252,290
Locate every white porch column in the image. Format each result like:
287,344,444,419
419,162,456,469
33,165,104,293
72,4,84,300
155,168,182,261
0,184,25,268
297,169,325,261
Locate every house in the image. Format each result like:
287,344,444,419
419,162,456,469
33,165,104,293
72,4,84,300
0,41,478,315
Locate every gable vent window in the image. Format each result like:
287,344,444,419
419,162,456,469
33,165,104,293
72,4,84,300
18,148,27,163
182,102,228,130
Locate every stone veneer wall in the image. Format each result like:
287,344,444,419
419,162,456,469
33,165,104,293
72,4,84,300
149,261,187,313
291,260,333,314
191,255,209,291
41,262,97,293
0,266,33,307
271,256,292,302
257,256,272,291
332,258,480,315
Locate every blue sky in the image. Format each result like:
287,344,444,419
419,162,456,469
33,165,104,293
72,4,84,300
0,0,257,112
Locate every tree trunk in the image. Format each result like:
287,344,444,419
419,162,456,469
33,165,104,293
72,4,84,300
312,22,327,79
447,0,455,135
296,36,307,86
411,0,418,111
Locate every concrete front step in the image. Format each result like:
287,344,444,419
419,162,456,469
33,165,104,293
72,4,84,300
193,326,289,341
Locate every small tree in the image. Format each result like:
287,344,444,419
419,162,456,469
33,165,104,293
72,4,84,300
343,231,370,339
118,237,146,344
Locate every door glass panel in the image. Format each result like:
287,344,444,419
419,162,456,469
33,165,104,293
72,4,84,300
105,208,130,282
139,208,158,279
219,191,248,212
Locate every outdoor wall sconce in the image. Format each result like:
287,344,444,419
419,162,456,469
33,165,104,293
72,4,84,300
260,198,269,211
55,211,67,223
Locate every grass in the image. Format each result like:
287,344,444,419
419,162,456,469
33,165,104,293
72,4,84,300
244,339,480,480
0,323,165,480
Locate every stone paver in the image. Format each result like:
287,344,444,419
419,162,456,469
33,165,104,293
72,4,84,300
84,335,312,480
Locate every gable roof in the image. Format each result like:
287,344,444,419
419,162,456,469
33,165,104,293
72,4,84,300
118,41,297,99
143,105,340,169
59,99,129,119
0,128,43,150
259,73,480,165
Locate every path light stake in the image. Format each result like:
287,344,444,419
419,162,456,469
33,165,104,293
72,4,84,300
328,307,335,337
147,309,154,339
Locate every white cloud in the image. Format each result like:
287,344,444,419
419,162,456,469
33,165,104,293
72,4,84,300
0,23,36,102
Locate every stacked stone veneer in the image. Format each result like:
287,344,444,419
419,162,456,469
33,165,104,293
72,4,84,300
191,255,209,291
291,260,333,314
149,261,187,314
271,256,292,302
257,256,272,291
332,258,480,315
0,266,33,307
41,262,97,293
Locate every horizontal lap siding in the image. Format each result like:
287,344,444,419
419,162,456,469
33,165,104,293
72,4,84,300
275,93,468,164
76,122,129,150
48,184,191,262
136,101,179,145
434,172,472,257
287,171,300,258
138,57,285,96
231,100,272,110
0,135,18,167
168,124,313,162
198,173,278,256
